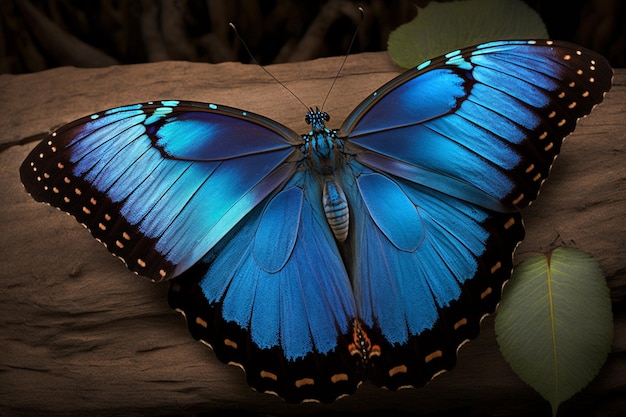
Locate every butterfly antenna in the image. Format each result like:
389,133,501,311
321,6,364,111
229,23,309,112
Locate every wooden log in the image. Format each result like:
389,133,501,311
0,52,624,417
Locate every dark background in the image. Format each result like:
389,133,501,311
1,0,624,74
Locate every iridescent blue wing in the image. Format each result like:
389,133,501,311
340,162,523,389
341,40,613,211
338,40,612,387
168,170,362,403
20,100,300,281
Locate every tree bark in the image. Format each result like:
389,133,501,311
1,53,624,417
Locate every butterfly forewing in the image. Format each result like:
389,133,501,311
20,101,301,281
341,40,613,209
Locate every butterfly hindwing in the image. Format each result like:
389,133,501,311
20,101,300,281
341,161,524,388
168,170,363,403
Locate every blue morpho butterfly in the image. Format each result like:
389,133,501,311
20,40,612,403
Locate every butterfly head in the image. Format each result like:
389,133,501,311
305,108,330,133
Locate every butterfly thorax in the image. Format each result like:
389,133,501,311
303,109,350,242
302,109,343,175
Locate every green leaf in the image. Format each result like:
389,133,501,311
387,0,549,68
495,248,613,416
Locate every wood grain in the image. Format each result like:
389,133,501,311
1,53,624,417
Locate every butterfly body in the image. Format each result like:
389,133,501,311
301,109,353,242
20,40,612,403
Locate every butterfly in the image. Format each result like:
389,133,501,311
20,40,612,403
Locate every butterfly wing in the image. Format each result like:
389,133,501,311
20,100,300,281
168,170,362,403
338,40,612,387
340,163,523,388
341,40,613,211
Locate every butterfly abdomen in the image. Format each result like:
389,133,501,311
323,178,349,242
